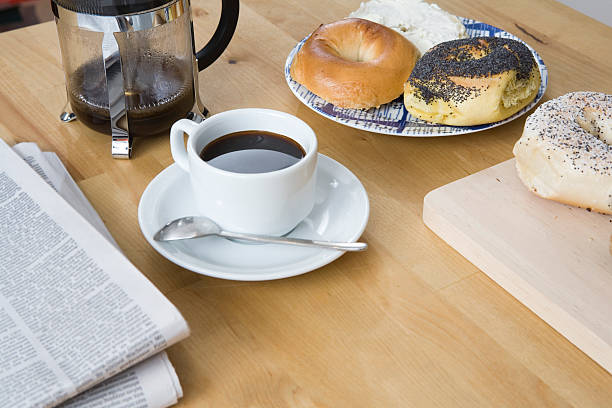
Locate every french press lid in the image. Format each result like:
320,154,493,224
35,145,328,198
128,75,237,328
53,0,174,16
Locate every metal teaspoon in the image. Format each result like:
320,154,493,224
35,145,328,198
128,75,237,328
153,216,367,251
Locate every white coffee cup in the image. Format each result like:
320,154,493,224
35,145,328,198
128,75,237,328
170,109,318,236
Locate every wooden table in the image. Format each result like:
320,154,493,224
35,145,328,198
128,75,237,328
1,0,611,406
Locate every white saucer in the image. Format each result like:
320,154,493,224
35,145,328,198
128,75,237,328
138,154,369,281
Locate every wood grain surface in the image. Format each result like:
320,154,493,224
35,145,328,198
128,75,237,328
424,159,612,375
0,0,611,406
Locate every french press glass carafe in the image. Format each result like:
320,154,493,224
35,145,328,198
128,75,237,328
52,0,239,159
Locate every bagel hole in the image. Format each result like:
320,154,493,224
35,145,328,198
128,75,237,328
502,70,539,108
577,107,612,145
326,36,375,63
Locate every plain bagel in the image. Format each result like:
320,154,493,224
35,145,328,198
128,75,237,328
404,37,541,126
290,18,418,109
513,92,612,214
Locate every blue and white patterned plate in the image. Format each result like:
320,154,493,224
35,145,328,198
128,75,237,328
284,17,548,137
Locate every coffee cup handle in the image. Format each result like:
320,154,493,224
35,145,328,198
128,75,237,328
170,119,201,172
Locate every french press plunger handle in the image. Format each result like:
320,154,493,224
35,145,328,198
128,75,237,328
195,0,240,71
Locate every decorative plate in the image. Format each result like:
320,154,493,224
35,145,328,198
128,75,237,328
284,17,548,137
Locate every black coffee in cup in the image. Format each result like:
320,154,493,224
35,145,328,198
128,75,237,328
199,130,306,173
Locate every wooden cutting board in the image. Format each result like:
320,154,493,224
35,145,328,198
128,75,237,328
423,159,612,374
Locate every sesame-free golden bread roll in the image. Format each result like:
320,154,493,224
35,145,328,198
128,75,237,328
404,37,540,126
290,18,418,109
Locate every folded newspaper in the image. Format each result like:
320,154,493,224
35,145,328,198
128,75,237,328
0,139,189,408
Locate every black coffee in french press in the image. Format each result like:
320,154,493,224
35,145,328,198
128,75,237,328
68,58,194,137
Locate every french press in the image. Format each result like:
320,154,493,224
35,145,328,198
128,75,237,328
52,0,239,159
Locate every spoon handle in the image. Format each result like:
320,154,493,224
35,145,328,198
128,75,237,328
218,231,367,251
